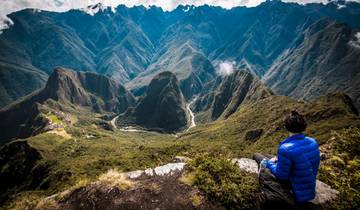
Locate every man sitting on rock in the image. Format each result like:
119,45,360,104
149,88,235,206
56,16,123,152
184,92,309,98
253,110,320,208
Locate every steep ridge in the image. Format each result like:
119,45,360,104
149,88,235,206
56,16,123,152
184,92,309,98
210,1,313,76
127,42,216,99
264,19,360,109
193,70,272,122
0,62,48,108
119,71,189,133
43,68,135,112
0,67,135,144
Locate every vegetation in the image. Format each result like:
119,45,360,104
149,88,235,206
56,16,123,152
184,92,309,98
1,93,359,209
318,127,360,210
182,153,259,209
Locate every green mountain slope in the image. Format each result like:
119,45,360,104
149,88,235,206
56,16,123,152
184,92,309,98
193,70,272,122
0,91,358,209
0,67,135,144
264,19,360,109
119,71,189,132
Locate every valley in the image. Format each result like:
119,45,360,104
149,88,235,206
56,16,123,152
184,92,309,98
0,1,359,210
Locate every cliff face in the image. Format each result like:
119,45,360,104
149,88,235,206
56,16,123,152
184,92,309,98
43,67,135,113
120,71,189,133
193,70,272,122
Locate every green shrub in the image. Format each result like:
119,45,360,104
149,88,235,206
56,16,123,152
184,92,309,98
319,127,360,210
184,153,259,209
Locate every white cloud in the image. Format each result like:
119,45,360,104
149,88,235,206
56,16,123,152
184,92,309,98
217,60,236,76
349,32,360,48
0,0,360,33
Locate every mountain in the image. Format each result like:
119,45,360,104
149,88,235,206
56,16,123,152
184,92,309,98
0,62,48,108
127,42,216,99
264,19,360,109
193,70,272,122
1,2,360,108
0,67,135,144
118,71,189,132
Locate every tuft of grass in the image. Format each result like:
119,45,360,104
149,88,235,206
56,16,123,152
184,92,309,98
184,153,259,210
98,169,135,190
179,172,196,186
190,193,203,207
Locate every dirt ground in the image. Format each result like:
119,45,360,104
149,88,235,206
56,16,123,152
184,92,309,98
55,172,225,210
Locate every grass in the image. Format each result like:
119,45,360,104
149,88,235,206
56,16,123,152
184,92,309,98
1,94,359,209
318,127,360,210
47,114,61,124
182,153,259,209
98,169,135,190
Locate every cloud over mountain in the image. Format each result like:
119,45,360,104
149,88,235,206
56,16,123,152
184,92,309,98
217,61,236,76
2,0,360,31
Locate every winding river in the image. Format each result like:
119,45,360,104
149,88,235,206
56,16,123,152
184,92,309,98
110,97,197,132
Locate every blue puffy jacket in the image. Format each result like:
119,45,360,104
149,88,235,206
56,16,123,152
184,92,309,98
266,134,320,203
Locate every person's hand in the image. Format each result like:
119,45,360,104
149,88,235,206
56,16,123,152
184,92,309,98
260,159,268,168
270,156,278,163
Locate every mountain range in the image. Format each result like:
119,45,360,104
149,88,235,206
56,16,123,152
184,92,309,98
0,1,360,209
1,1,360,109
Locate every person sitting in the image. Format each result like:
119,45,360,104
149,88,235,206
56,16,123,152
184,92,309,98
254,110,320,206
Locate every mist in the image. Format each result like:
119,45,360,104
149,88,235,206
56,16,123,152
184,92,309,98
217,61,236,76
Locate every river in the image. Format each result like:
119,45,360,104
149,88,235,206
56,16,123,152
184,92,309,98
110,97,197,132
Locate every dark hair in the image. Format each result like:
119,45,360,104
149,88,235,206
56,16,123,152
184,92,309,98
284,110,307,133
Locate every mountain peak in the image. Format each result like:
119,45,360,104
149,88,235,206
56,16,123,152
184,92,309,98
119,71,189,133
194,70,272,122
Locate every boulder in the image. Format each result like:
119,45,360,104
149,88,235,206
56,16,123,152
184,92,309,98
232,158,259,174
311,180,339,207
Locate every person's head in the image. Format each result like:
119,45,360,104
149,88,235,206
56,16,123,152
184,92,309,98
284,110,307,134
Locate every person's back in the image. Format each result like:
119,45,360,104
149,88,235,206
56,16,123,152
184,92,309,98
265,110,320,203
268,134,320,203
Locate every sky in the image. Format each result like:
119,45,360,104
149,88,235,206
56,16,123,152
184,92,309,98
0,0,358,31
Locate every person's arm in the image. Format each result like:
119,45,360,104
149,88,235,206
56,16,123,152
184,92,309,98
266,147,292,180
311,146,320,178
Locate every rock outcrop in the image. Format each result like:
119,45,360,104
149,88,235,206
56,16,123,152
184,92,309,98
44,157,338,210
